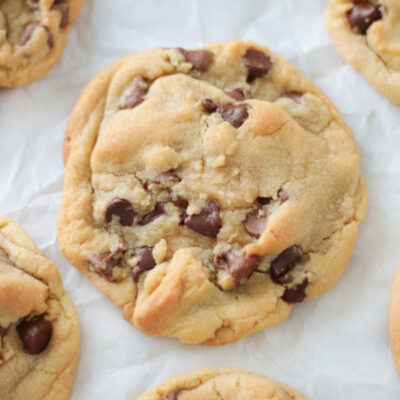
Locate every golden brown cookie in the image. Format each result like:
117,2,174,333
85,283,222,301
326,0,400,104
0,215,80,400
136,367,309,400
389,264,400,377
0,0,84,88
58,41,368,345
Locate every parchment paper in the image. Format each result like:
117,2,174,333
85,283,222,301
1,0,399,398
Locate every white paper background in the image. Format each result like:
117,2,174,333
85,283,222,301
1,0,400,398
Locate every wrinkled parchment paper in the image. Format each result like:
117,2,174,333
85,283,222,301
1,0,400,398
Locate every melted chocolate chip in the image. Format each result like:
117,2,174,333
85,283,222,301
278,189,289,203
17,318,53,355
215,251,259,284
19,22,40,46
348,2,382,34
0,326,6,338
225,88,250,101
132,246,156,282
202,98,218,113
170,193,189,209
257,197,271,205
184,200,222,238
88,249,121,281
242,49,273,82
244,206,268,239
145,171,180,189
139,203,166,225
106,198,136,226
217,104,249,128
270,245,302,284
124,76,148,109
165,390,181,400
51,2,69,30
281,90,303,104
282,278,308,303
177,48,213,72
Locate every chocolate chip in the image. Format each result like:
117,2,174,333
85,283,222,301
17,318,52,355
282,278,308,303
215,251,259,284
19,22,40,46
132,246,156,282
348,2,382,34
124,76,148,109
184,200,222,237
177,48,213,72
217,104,249,128
270,245,302,284
244,206,268,239
242,49,273,82
278,189,289,203
139,203,166,225
106,198,136,227
0,326,6,338
145,171,180,189
51,2,69,30
170,193,189,209
202,98,218,113
281,90,303,104
165,391,181,400
225,88,250,101
257,197,271,205
88,249,121,281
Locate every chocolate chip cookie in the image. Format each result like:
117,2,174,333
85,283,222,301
58,41,368,345
0,0,84,88
326,0,400,104
389,265,400,377
0,215,80,400
136,367,309,400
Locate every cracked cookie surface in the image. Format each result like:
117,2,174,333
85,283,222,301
58,40,368,345
326,0,400,104
136,367,309,400
0,0,84,87
0,215,80,400
389,265,400,378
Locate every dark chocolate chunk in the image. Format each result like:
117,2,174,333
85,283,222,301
165,390,181,400
270,245,302,283
139,203,166,225
19,22,40,46
281,90,303,104
282,278,308,303
244,206,268,239
225,88,250,101
132,246,156,282
278,189,289,203
177,48,213,72
124,76,148,109
242,49,273,82
170,193,189,209
348,2,382,34
17,318,53,355
106,198,136,226
202,98,218,113
88,248,121,281
145,171,180,189
215,251,259,284
184,200,222,238
257,197,271,205
51,2,69,30
217,104,249,128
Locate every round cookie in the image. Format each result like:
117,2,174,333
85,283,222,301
58,41,368,345
326,0,400,104
136,367,309,400
0,215,80,400
389,264,400,377
0,0,84,88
